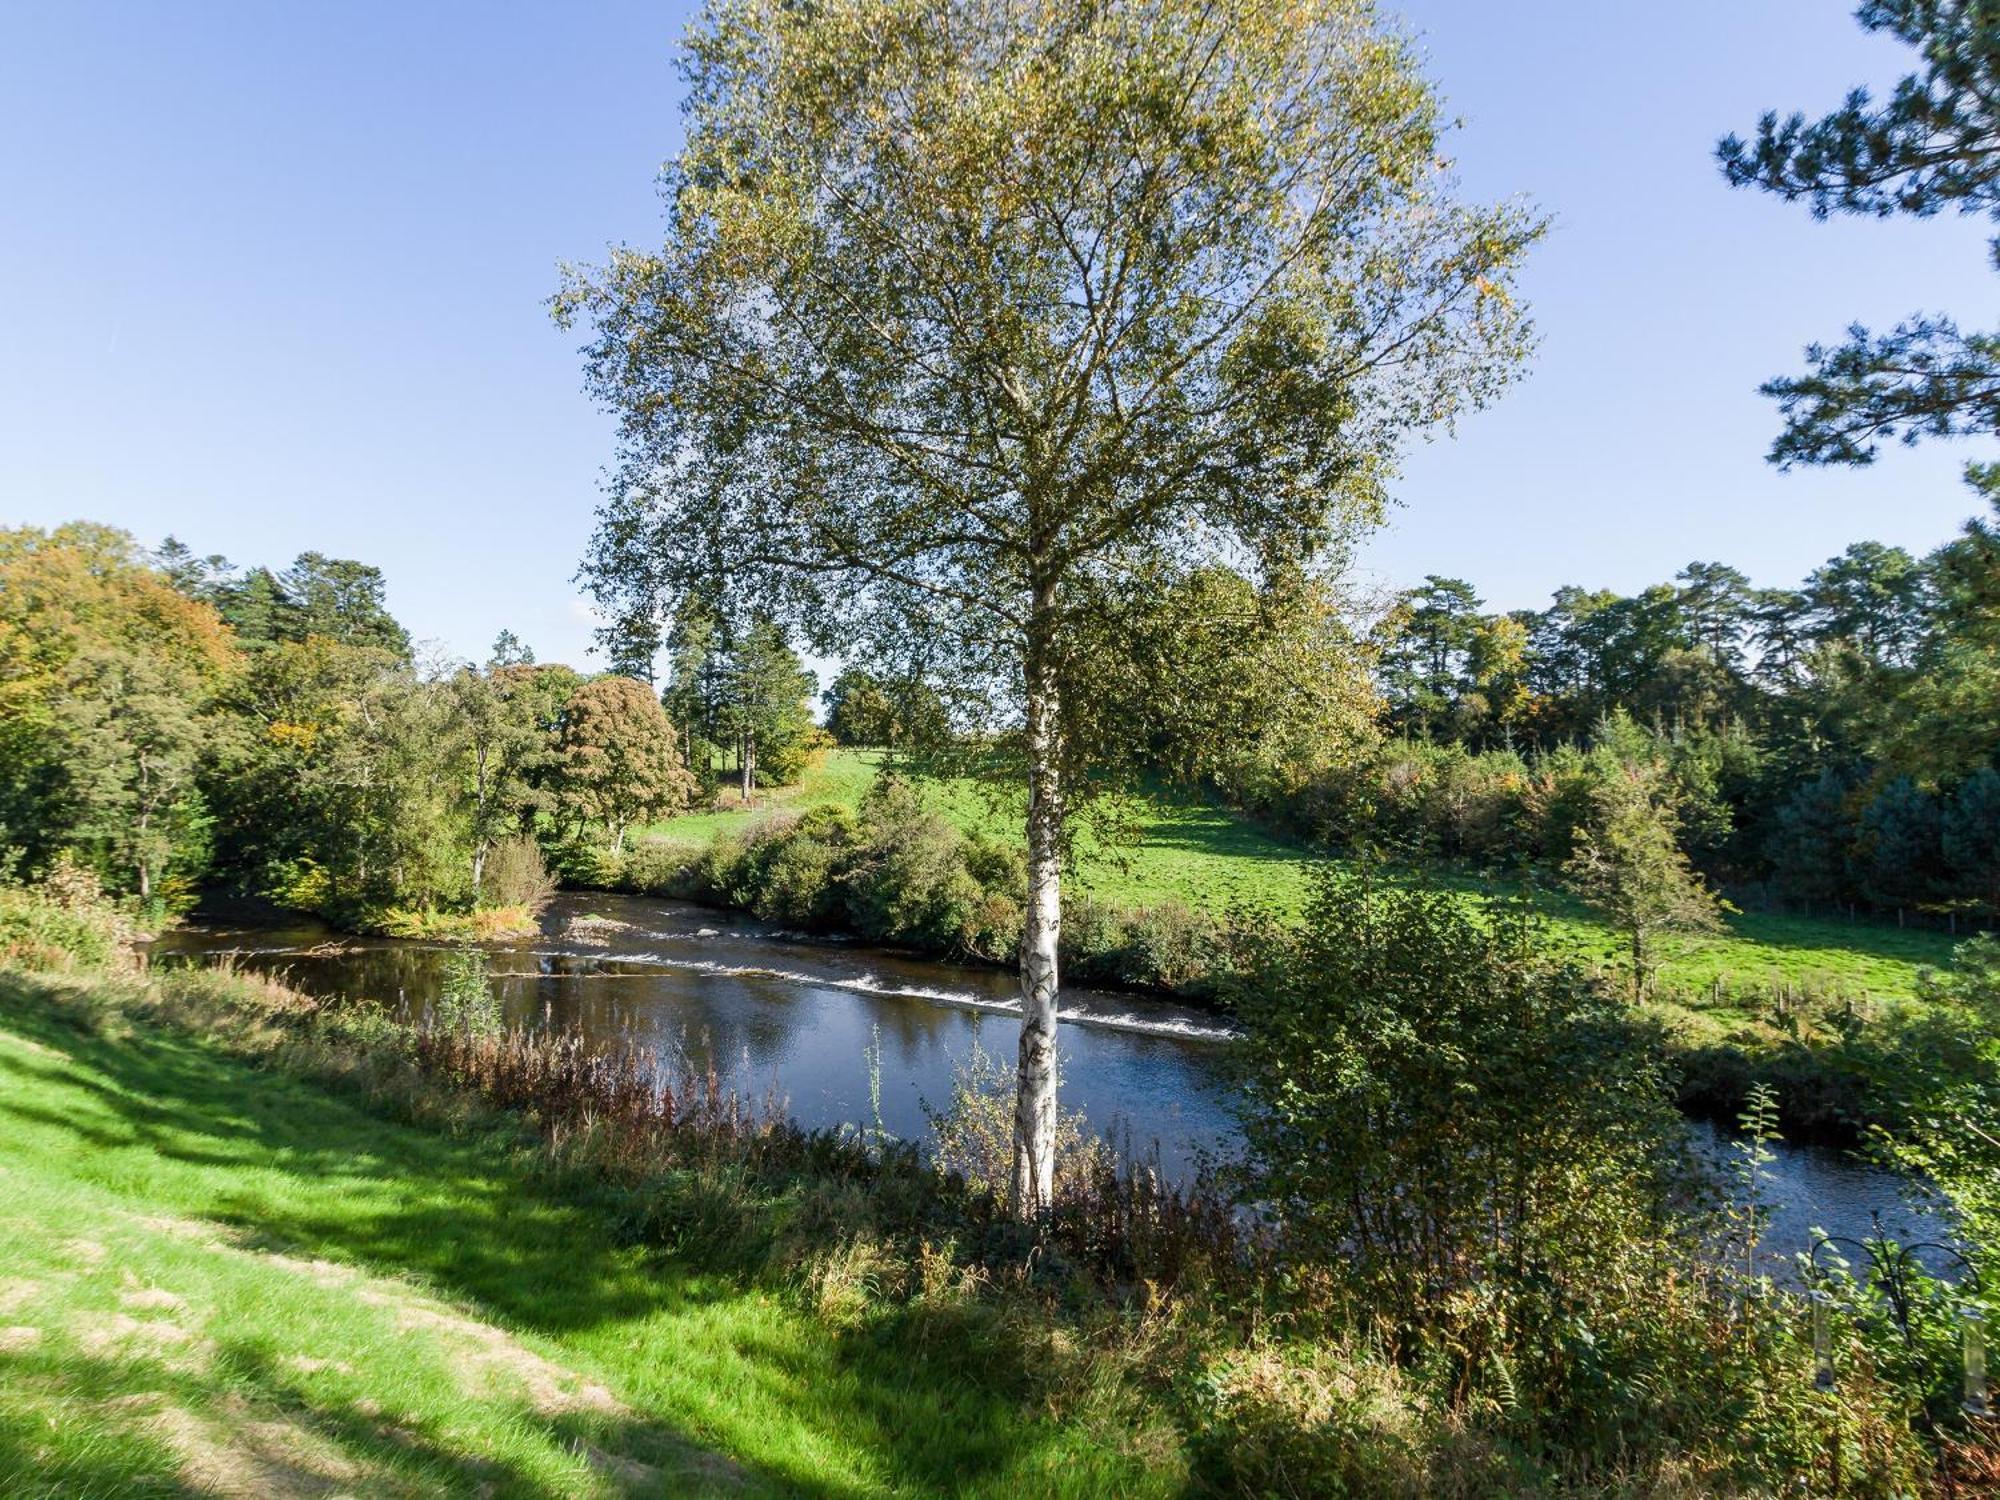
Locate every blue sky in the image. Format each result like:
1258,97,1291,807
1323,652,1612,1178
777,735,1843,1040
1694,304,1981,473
2,1,1991,668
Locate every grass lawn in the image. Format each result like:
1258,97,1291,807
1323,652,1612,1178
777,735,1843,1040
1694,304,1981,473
635,750,1961,1004
0,972,1184,1498
638,750,884,851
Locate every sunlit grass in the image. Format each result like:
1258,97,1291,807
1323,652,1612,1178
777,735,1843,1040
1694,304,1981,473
0,974,1186,1498
635,750,1958,1001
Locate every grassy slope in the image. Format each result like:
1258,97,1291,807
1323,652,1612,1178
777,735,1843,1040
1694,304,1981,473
0,974,1181,1499
639,750,1957,1002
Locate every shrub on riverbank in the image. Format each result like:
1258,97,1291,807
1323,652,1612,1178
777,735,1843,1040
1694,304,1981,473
0,859,136,971
592,777,1236,993
594,806,1937,1139
366,902,542,941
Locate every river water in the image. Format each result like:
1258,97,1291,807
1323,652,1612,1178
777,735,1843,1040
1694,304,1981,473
150,890,1945,1269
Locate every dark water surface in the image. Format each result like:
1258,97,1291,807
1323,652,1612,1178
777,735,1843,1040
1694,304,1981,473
151,890,1945,1268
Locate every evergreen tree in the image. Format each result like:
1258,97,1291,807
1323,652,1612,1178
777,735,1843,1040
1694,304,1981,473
1853,775,1947,919
279,553,411,656
1803,541,1932,665
1767,768,1859,912
596,607,662,685
1378,576,1482,736
1887,498,2000,776
1676,560,1755,671
1563,758,1728,997
1945,766,2000,918
487,629,535,668
716,619,818,800
1750,587,1813,685
1720,0,2000,470
153,536,234,600
661,599,727,773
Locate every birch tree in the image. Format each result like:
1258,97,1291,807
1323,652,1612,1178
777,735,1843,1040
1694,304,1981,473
557,0,1542,1215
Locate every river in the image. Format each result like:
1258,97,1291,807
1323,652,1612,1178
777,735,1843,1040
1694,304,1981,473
150,890,1946,1269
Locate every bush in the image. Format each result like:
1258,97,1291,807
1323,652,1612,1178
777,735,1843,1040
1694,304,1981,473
547,835,623,890
617,838,702,895
0,879,130,971
1875,935,2000,1268
478,834,556,911
758,724,834,787
1183,1343,1437,1499
431,941,501,1038
736,805,860,927
1230,862,1683,1342
842,780,990,950
923,1041,1106,1200
1059,895,1229,994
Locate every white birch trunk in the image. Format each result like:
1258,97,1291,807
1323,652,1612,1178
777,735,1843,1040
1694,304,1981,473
1011,642,1062,1218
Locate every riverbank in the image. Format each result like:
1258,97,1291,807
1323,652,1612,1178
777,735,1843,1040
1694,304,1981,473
0,896,1968,1496
603,755,1965,1145
634,751,1962,998
0,964,1208,1496
153,888,1944,1261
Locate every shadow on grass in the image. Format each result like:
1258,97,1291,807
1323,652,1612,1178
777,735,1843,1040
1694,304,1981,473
0,1334,758,1499
0,975,1160,1498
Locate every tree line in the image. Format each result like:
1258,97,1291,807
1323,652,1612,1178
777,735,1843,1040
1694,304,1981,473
1228,500,2000,931
0,523,820,927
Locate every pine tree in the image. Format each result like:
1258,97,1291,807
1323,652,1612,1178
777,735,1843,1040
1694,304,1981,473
1720,0,2000,470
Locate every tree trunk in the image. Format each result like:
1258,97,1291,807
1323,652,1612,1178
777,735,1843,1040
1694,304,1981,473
135,802,153,903
740,732,754,805
1011,624,1062,1219
471,841,488,899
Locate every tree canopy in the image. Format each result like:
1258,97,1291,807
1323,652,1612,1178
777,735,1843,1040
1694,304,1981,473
560,0,1541,1214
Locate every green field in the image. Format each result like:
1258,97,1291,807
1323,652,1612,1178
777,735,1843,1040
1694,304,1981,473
640,750,1959,1004
0,972,1181,1498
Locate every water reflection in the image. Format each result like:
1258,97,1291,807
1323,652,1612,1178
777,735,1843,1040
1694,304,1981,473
152,891,1240,1180
154,890,1946,1265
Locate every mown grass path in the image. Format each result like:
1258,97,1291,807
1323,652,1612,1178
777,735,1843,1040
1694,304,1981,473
0,974,1183,1498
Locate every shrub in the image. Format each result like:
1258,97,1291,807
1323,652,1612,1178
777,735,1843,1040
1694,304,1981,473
547,835,623,890
844,778,989,950
1060,895,1228,994
1230,862,1683,1343
923,1041,1107,1200
0,879,130,971
479,834,556,911
1183,1343,1434,1499
759,724,834,786
611,838,698,895
431,942,501,1038
1877,935,2000,1269
737,806,859,927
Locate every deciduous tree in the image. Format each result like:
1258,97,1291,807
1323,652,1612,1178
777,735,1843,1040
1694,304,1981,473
51,648,209,904
555,676,696,852
560,0,1540,1213
1563,756,1728,996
